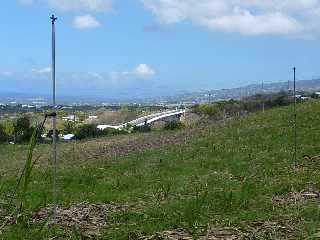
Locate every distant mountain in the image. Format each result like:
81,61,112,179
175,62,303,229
1,79,320,105
157,79,320,104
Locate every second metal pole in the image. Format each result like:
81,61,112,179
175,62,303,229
51,14,58,224
293,67,297,164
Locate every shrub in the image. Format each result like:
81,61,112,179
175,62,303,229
12,116,35,143
0,124,7,143
74,124,98,140
99,127,124,136
15,116,30,135
62,121,76,134
164,121,184,130
151,121,167,131
193,103,224,120
17,127,35,143
133,125,151,133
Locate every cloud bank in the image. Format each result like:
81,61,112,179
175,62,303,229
0,64,156,94
142,0,320,37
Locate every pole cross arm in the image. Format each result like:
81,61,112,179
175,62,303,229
51,15,58,24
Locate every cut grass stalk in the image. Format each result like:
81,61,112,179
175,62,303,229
6,115,48,217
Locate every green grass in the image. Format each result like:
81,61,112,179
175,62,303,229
1,100,320,239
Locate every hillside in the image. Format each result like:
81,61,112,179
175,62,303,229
1,100,320,239
1,79,320,105
161,79,320,104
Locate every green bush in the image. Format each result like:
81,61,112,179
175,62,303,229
15,116,31,135
74,124,98,140
193,103,224,120
0,124,8,143
11,116,35,143
164,121,184,130
133,125,151,133
99,127,125,136
62,121,76,134
17,127,35,143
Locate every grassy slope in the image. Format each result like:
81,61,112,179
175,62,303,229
1,100,320,239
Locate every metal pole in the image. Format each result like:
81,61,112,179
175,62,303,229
50,14,58,224
73,107,76,162
262,80,265,113
293,67,297,164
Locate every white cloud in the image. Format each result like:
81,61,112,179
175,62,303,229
133,64,155,78
109,64,156,82
31,67,51,74
201,10,301,36
47,0,113,12
72,15,101,29
72,14,101,29
142,0,320,37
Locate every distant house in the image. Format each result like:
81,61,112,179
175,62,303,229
22,104,35,108
88,115,98,120
61,134,75,141
301,96,310,100
62,115,78,121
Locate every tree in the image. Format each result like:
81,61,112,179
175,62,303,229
62,121,76,134
0,124,7,143
15,116,30,135
74,124,98,140
14,116,33,143
2,120,15,142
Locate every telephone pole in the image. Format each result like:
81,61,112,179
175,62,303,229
50,14,58,223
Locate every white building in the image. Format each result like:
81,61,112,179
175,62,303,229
62,115,78,121
62,134,75,141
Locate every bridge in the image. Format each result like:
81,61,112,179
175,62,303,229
97,109,186,131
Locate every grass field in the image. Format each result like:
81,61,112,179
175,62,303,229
1,100,320,239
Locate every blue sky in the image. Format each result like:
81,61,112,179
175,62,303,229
1,0,320,99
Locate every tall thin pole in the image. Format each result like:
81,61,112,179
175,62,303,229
73,107,76,162
262,80,265,113
51,14,58,223
293,67,297,164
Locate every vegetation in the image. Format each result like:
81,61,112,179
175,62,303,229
1,99,320,239
164,121,184,130
0,115,35,144
193,91,295,120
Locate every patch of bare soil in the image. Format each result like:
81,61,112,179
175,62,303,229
32,202,129,238
141,229,193,240
140,221,298,240
242,221,297,239
57,122,216,166
198,228,241,240
140,228,242,240
273,189,320,206
303,155,320,162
